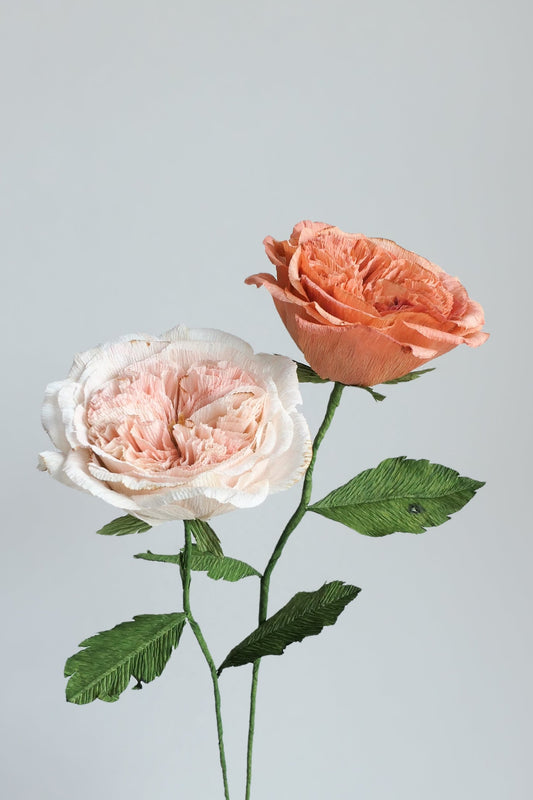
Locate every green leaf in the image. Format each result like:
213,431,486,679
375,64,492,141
134,546,260,581
186,519,223,557
295,361,329,384
134,551,181,565
382,368,435,385
96,514,151,536
358,386,386,402
64,613,186,704
188,547,261,581
309,457,485,536
218,581,360,673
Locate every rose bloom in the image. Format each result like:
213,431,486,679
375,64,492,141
39,326,312,524
246,221,488,386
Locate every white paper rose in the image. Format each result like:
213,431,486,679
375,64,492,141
39,326,312,524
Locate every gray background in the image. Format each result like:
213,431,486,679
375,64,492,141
2,1,531,798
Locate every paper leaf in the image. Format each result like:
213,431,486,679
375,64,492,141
295,362,330,384
309,457,485,536
96,515,151,536
218,581,360,673
358,386,386,402
134,551,181,565
64,613,186,704
186,519,224,557
187,548,261,581
382,368,435,385
134,547,260,581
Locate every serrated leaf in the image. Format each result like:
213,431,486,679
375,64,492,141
96,514,151,536
64,613,186,704
134,547,260,581
382,368,435,385
218,581,360,673
186,519,223,557
295,361,330,384
309,457,485,536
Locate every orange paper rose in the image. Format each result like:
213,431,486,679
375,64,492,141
245,221,488,386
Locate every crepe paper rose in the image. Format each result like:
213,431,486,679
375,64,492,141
245,221,488,386
39,326,312,525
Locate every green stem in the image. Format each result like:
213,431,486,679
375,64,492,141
182,521,231,800
244,381,345,800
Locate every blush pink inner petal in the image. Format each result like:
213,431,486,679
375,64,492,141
86,361,265,482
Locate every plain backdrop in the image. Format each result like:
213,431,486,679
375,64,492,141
1,1,531,798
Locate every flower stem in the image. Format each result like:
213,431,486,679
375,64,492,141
244,381,345,800
182,521,231,800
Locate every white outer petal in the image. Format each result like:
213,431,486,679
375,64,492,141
264,409,313,492
160,325,255,358
79,339,169,398
57,382,85,448
254,353,303,411
38,451,78,489
130,481,271,524
40,448,139,512
41,382,70,451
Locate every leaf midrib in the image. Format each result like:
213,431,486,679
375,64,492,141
261,601,336,634
238,592,354,647
312,485,475,510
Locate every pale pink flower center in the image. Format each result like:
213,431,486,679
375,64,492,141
86,361,264,474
